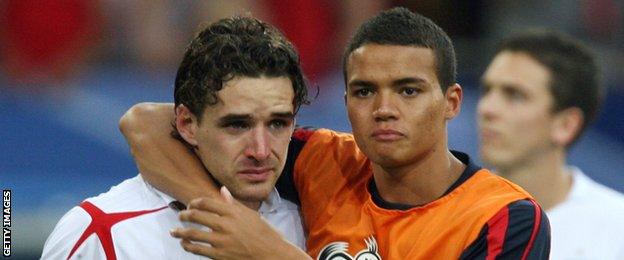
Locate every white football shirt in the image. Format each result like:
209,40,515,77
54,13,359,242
41,175,305,259
547,167,624,260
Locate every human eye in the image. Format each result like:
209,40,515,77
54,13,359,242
479,84,491,97
503,87,527,102
400,87,420,97
224,120,250,130
269,119,292,129
351,88,374,98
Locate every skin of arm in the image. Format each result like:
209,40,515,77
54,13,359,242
119,102,219,203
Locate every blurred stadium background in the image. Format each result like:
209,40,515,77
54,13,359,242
1,0,622,258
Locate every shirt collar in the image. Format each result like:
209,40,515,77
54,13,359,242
148,182,186,211
258,188,282,214
145,176,282,213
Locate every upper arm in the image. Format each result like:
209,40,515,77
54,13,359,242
460,199,551,260
119,102,175,139
118,102,219,204
41,207,104,259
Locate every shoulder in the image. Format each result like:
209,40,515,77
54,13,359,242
461,199,551,260
484,199,549,241
548,168,624,231
454,168,534,209
41,206,94,259
572,169,624,208
292,127,355,147
547,171,624,260
448,151,532,201
41,176,173,259
504,199,548,226
85,175,168,213
292,127,362,163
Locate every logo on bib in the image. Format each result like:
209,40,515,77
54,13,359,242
317,236,381,260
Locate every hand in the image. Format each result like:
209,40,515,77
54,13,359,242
170,186,310,259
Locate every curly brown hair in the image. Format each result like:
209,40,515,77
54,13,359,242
173,16,309,120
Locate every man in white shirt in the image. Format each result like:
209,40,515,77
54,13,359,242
478,29,624,259
41,176,304,259
42,15,309,259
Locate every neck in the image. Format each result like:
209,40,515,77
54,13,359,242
242,200,261,210
372,148,465,206
497,148,572,211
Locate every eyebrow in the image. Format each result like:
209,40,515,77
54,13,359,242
271,112,295,119
217,111,295,124
391,77,427,87
348,77,429,89
480,78,522,91
218,114,253,124
347,80,375,89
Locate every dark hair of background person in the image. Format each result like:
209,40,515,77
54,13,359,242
496,29,602,144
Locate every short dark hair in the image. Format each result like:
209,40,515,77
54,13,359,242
496,29,602,141
343,7,457,91
174,16,309,120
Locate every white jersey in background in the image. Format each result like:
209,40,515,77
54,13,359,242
547,167,624,260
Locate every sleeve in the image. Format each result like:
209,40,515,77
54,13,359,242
459,199,551,260
274,127,317,206
41,206,105,259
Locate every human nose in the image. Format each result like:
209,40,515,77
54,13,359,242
477,91,500,121
245,126,270,161
372,91,398,122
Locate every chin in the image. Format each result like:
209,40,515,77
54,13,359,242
233,184,273,202
481,151,514,170
369,152,410,169
480,145,499,160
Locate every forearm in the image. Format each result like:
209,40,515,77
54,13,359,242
270,241,311,260
120,102,219,203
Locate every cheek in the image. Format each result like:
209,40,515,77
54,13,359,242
197,133,240,167
507,114,553,148
527,118,554,141
270,133,291,157
412,102,444,133
347,103,368,130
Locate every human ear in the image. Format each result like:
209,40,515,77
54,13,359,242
175,105,199,147
444,83,463,119
551,107,583,147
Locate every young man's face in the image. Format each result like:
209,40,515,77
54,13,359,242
345,44,457,168
181,76,295,206
478,51,557,170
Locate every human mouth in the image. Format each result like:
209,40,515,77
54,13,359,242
237,168,273,182
479,128,500,143
371,129,405,142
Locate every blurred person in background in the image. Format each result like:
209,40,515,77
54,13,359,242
478,30,624,260
41,16,308,259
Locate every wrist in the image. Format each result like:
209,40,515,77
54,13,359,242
263,240,310,260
